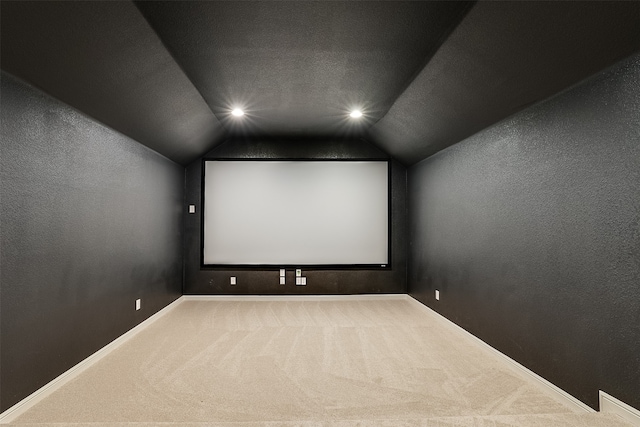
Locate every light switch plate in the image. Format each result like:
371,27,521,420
230,277,236,285
135,299,141,310
435,290,440,300
188,205,196,214
296,269,302,277
280,269,285,277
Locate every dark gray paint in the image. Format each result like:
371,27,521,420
1,1,225,166
135,1,472,137
369,0,640,165
0,73,184,411
408,53,640,410
3,2,638,168
184,137,406,295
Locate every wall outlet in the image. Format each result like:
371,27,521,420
188,204,196,214
435,290,440,301
279,269,285,277
279,276,286,285
135,299,141,310
230,276,236,285
301,277,307,285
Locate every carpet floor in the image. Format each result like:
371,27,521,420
6,297,632,426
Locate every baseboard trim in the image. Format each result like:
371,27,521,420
182,293,408,302
8,294,635,424
600,391,640,426
0,296,185,424
404,295,595,414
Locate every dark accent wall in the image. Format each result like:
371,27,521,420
408,53,640,410
0,73,184,412
184,137,407,295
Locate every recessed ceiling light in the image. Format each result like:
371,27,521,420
350,110,363,118
232,108,244,117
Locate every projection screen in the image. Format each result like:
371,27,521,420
202,159,389,267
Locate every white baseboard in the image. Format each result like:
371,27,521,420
404,295,595,414
182,293,408,302
5,293,637,425
600,391,640,426
0,296,185,424
0,292,403,423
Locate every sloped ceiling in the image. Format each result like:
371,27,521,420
2,1,639,167
369,1,640,164
0,1,224,166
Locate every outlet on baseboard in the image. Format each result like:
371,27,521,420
435,290,440,301
230,276,236,285
135,299,141,310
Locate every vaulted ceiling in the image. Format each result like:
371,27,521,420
2,1,639,166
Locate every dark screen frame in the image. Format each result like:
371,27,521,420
200,158,392,270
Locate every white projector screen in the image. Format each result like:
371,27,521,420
202,160,389,267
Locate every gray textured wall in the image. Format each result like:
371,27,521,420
408,53,640,410
184,137,407,295
0,73,184,411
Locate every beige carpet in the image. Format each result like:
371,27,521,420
6,297,632,426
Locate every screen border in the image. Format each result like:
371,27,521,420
200,157,392,270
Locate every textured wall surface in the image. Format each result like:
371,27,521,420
408,53,640,410
184,137,407,295
0,73,184,411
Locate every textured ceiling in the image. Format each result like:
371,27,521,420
369,1,640,165
2,1,639,167
134,1,471,138
0,1,224,166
